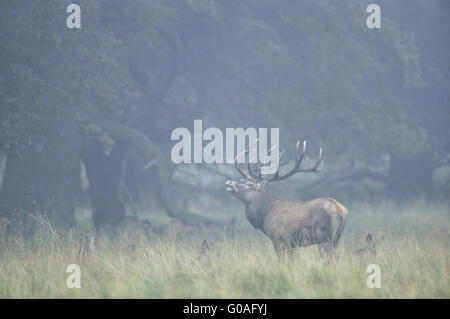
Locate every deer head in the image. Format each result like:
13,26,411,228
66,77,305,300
356,233,384,257
225,140,324,204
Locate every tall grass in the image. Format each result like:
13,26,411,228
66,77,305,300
0,201,448,298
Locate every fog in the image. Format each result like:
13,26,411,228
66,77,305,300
0,0,448,229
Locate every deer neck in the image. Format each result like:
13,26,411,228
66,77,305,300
245,190,277,231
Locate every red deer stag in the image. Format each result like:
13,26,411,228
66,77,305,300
225,140,348,258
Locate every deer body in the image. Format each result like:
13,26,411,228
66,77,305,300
226,140,348,257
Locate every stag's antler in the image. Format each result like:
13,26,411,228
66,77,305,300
233,140,323,183
247,145,282,181
234,150,253,180
234,139,261,181
264,140,323,183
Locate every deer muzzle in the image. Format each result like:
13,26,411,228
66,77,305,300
225,180,237,193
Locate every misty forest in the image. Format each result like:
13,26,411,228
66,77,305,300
0,0,448,298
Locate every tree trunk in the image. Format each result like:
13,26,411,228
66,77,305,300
0,145,41,234
81,140,126,227
0,121,80,232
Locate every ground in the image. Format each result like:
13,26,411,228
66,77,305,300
0,200,448,298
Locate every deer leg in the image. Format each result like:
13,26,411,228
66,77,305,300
285,246,295,260
272,240,282,259
317,225,336,257
272,240,294,261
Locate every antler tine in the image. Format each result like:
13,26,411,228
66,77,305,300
246,138,262,181
294,140,307,167
296,146,323,172
247,161,260,180
259,148,282,182
263,139,324,183
278,149,285,165
248,143,283,181
234,149,252,179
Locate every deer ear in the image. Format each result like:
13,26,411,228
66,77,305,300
366,233,373,245
201,240,208,251
375,236,384,246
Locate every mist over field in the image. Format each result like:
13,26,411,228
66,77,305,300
0,0,448,298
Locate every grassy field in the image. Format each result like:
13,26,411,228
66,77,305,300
0,200,448,298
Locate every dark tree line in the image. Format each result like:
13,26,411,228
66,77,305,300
0,0,448,232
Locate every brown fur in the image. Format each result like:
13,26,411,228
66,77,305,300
252,191,347,257
226,182,348,258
